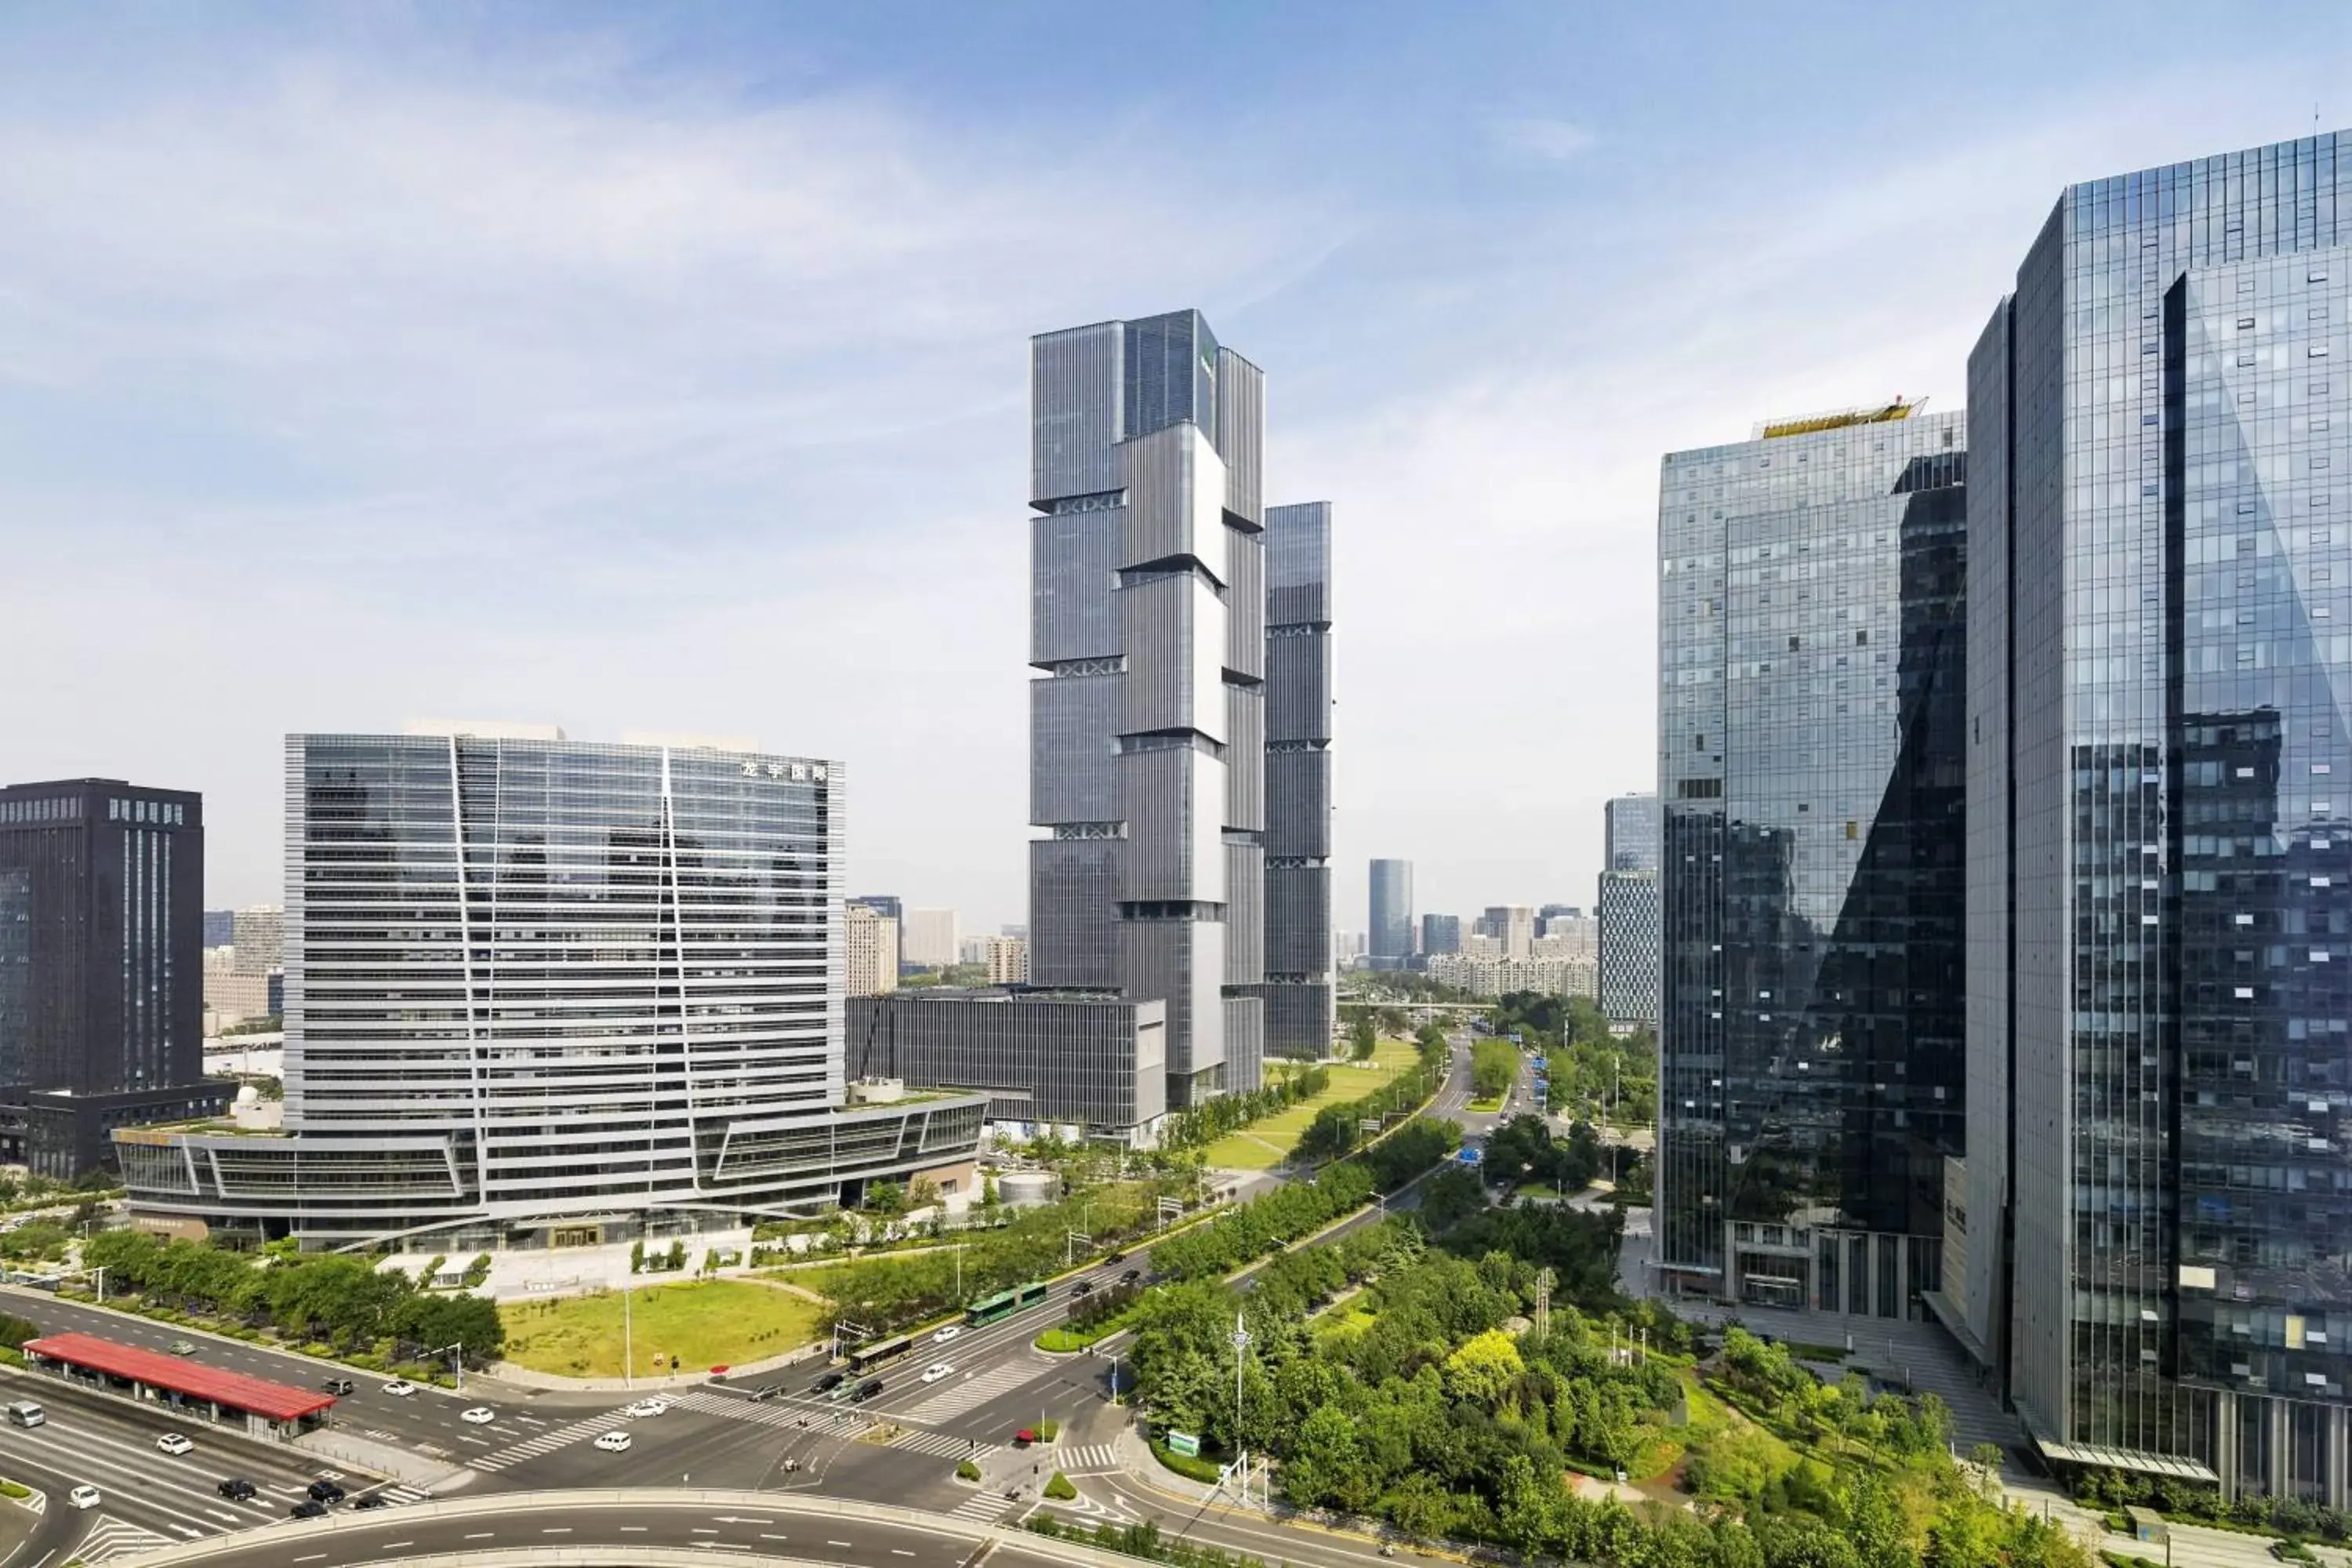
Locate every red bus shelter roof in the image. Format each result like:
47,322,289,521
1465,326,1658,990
24,1333,336,1422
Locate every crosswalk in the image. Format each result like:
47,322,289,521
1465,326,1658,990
372,1483,434,1506
949,1489,1024,1524
72,1514,178,1566
471,1412,619,1472
892,1428,999,1461
1056,1441,1117,1472
895,1358,1054,1424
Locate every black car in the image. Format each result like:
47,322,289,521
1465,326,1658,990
217,1479,257,1501
307,1479,346,1504
350,1494,390,1510
320,1377,354,1396
1106,1250,1127,1264
289,1500,328,1519
1071,1279,1094,1297
1120,1269,1143,1285
812,1370,845,1395
851,1377,884,1403
749,1382,784,1403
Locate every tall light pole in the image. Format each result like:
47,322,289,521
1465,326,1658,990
623,1286,633,1389
1230,1309,1251,1504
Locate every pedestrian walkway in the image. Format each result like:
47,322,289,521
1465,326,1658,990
471,1412,616,1472
949,1488,1022,1524
1057,1441,1118,1472
373,1483,434,1506
896,1357,1054,1424
894,1428,998,1460
71,1515,176,1566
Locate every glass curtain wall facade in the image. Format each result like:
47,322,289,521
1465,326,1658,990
0,780,226,1176
1658,405,1968,1319
1029,310,1267,1106
1966,132,2352,1498
118,733,983,1247
1253,501,1337,1057
1607,793,1663,872
1368,859,1414,961
1599,869,1662,1028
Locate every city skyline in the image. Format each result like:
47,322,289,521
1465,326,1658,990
15,7,2343,937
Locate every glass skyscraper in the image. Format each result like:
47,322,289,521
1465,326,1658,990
1253,501,1337,1057
1606,792,1663,873
1029,310,1269,1105
1963,132,2352,1498
1368,859,1414,963
1657,402,1968,1318
117,728,984,1247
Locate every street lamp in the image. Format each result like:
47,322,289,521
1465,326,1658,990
1229,1310,1252,1505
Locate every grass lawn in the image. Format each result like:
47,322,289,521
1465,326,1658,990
499,1279,826,1378
1200,1039,1421,1170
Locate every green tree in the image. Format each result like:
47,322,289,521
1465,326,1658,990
1441,1329,1524,1406
1283,1405,1362,1508
1348,1014,1377,1061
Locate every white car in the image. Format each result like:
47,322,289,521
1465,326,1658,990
67,1485,100,1510
461,1406,496,1425
379,1379,417,1397
933,1325,963,1344
593,1430,632,1454
155,1432,193,1456
920,1362,954,1385
622,1399,667,1419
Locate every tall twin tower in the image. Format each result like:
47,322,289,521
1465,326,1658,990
1027,310,1334,1109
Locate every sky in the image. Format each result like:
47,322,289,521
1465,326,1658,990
5,1,2352,936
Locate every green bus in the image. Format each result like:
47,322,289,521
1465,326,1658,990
964,1279,1051,1327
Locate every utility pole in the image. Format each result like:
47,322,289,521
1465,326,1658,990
623,1286,633,1389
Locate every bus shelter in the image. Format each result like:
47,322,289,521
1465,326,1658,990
21,1332,336,1440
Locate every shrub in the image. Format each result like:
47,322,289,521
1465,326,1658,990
1151,1440,1222,1484
461,1254,492,1289
956,1459,982,1482
1038,1419,1060,1442
0,1480,26,1500
1044,1471,1077,1501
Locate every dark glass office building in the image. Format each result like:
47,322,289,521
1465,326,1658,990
0,779,229,1177
1962,132,2352,1498
1657,404,1968,1319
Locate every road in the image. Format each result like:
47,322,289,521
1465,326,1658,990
126,1494,1084,1568
0,1375,408,1568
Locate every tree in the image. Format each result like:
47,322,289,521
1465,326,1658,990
1470,1039,1518,1101
1348,1014,1377,1061
1441,1329,1524,1406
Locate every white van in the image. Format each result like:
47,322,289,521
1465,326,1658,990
5,1402,44,1428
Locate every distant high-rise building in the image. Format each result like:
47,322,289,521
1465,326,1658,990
901,909,960,970
1476,906,1535,961
1533,913,1595,964
1250,501,1335,1059
1028,308,1268,1105
1419,913,1461,957
0,779,230,1176
229,906,283,975
1597,870,1661,1029
118,729,984,1246
1958,132,2352,1496
845,902,900,996
201,910,235,949
1367,860,1414,961
850,895,903,926
1656,400,1967,1322
1604,793,1661,873
979,935,1029,986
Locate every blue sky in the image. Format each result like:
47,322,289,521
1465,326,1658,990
5,1,2350,933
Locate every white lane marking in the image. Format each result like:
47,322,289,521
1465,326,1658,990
827,1541,853,1548
542,1526,572,1534
379,1544,412,1552
463,1533,494,1540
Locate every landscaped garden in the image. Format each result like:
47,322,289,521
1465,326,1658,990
499,1278,825,1378
1199,1040,1418,1170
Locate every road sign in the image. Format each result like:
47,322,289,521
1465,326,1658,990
1509,1032,1524,1044
1167,1431,1201,1457
1457,1147,1483,1166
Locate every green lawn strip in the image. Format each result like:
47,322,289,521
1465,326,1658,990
1201,1042,1417,1170
498,1279,825,1377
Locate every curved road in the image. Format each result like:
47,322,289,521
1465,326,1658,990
129,1492,1079,1568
